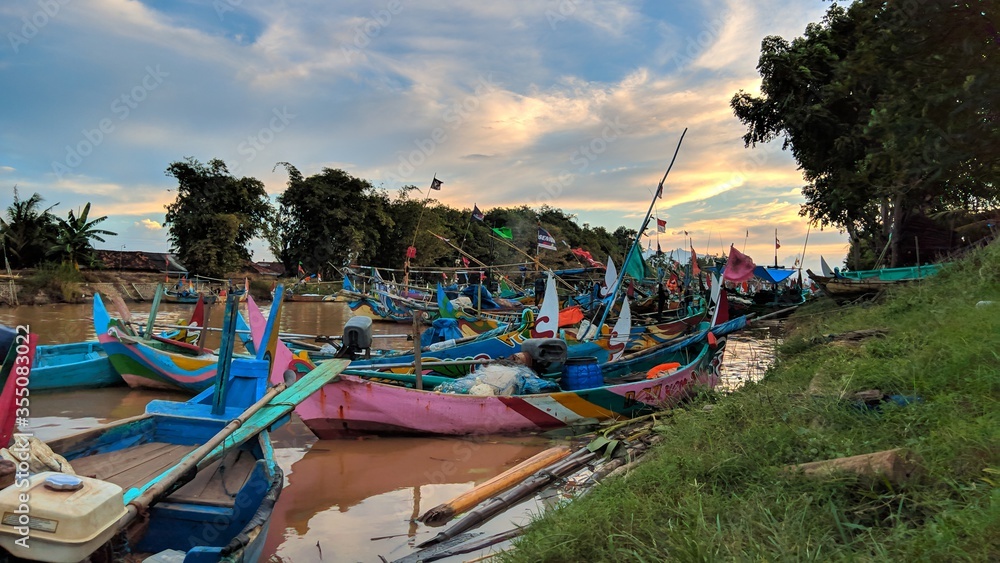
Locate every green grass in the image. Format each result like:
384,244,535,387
503,243,1000,562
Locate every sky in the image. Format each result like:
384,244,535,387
0,0,852,273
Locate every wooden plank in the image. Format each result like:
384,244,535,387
167,449,256,507
71,442,196,491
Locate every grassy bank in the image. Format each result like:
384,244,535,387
504,243,1000,561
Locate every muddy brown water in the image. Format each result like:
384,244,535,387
0,301,776,561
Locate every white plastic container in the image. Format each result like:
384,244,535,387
0,472,126,563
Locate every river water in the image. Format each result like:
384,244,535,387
0,301,777,562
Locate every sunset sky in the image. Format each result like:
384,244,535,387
1,0,852,272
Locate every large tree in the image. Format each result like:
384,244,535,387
49,202,116,269
0,188,59,268
164,158,272,277
275,164,393,277
732,1,998,267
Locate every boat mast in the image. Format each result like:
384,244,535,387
588,128,687,341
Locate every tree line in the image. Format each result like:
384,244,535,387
162,158,641,279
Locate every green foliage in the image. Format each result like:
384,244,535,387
504,242,1000,562
164,157,273,278
48,202,115,269
0,187,58,268
732,1,999,268
19,262,85,302
274,163,393,277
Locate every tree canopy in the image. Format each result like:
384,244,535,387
0,188,58,268
49,202,115,269
164,157,272,277
732,0,998,267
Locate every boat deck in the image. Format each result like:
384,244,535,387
71,442,255,507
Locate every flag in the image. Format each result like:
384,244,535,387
461,256,470,267
775,237,781,249
690,245,700,276
430,177,443,190
492,226,513,240
624,244,654,281
537,227,557,251
722,244,756,283
405,246,417,259
571,248,604,269
472,204,484,221
297,262,305,276
655,181,663,199
657,218,666,233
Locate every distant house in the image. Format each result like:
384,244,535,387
249,261,286,277
94,249,187,273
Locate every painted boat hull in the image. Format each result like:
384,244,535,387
29,340,122,391
297,330,726,437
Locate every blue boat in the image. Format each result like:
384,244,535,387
0,293,349,562
0,325,122,391
30,340,122,391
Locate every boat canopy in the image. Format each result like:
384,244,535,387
753,266,797,285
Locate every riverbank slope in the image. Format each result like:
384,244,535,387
504,242,999,561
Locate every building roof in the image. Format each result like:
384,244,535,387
94,249,187,273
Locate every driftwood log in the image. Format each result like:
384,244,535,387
784,448,922,485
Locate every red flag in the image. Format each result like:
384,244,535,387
461,256,470,267
690,245,700,276
715,287,730,324
405,246,417,259
775,238,781,249
722,245,756,283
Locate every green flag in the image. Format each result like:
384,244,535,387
492,227,513,240
623,244,654,281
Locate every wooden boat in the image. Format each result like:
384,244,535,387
30,340,122,391
0,299,349,562
0,325,121,391
94,292,270,393
161,285,218,304
293,318,745,438
807,264,943,303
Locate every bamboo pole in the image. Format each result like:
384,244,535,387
419,445,572,525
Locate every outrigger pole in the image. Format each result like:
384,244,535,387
587,128,687,341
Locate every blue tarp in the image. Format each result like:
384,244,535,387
421,318,464,346
752,266,796,285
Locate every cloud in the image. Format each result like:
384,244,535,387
134,218,163,230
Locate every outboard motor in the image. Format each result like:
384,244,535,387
336,316,373,360
519,338,568,374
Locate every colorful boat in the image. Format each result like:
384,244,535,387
93,293,264,393
293,318,744,438
0,299,349,562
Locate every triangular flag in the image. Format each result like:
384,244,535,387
601,256,618,297
609,298,632,362
532,273,559,338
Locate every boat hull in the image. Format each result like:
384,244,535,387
297,332,724,438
